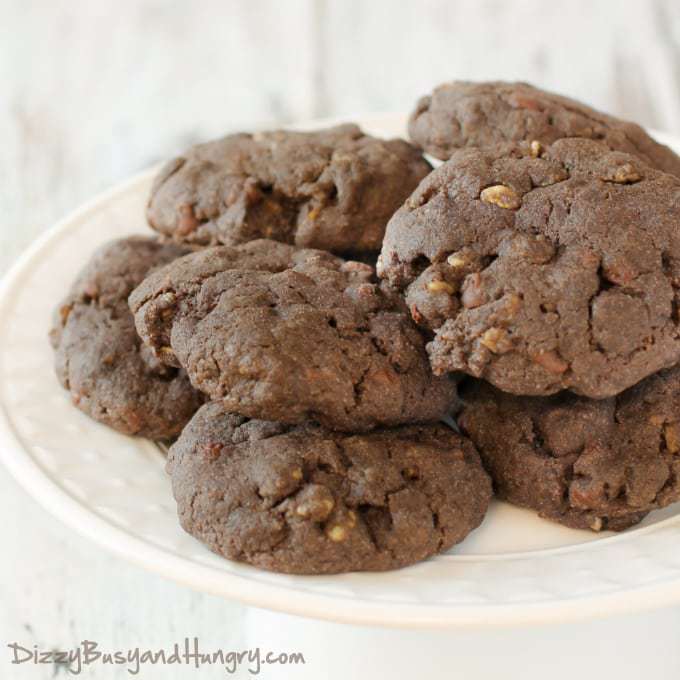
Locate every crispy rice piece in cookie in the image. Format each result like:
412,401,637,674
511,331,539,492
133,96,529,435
130,244,457,431
49,236,203,439
147,123,432,255
458,369,680,531
380,138,680,398
408,80,680,177
168,402,491,574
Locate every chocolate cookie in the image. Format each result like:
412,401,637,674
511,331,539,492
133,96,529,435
408,80,680,177
130,244,456,431
380,138,680,398
147,124,431,255
50,237,203,439
168,402,491,574
458,370,680,531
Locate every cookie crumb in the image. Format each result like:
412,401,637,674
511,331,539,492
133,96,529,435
326,525,348,542
605,163,642,184
589,517,603,532
532,350,569,374
664,423,680,454
461,273,486,309
480,328,511,354
480,185,521,210
447,254,467,268
177,204,200,236
427,280,454,294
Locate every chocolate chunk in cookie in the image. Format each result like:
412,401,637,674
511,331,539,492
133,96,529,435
380,138,680,398
147,124,431,255
408,80,680,177
130,243,456,431
168,402,491,574
458,369,680,531
50,237,204,439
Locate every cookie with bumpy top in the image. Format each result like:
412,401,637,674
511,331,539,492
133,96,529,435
130,242,457,431
49,237,203,439
458,369,680,531
168,402,491,574
380,138,680,398
408,80,680,177
147,124,431,255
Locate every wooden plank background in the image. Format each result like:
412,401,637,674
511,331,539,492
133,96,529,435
3,0,680,675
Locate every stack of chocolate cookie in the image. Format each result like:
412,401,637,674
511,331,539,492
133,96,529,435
384,81,680,531
50,83,680,574
50,124,492,574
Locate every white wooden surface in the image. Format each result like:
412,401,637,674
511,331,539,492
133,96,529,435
4,0,680,677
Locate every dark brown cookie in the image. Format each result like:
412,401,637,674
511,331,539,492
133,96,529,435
380,138,680,398
168,402,491,574
130,242,457,431
49,237,204,439
408,80,680,177
458,369,680,531
147,124,431,255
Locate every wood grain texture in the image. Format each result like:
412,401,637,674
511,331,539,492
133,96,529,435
0,0,316,274
322,0,680,129
4,0,680,674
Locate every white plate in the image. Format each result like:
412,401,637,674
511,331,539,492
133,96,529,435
3,114,680,629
